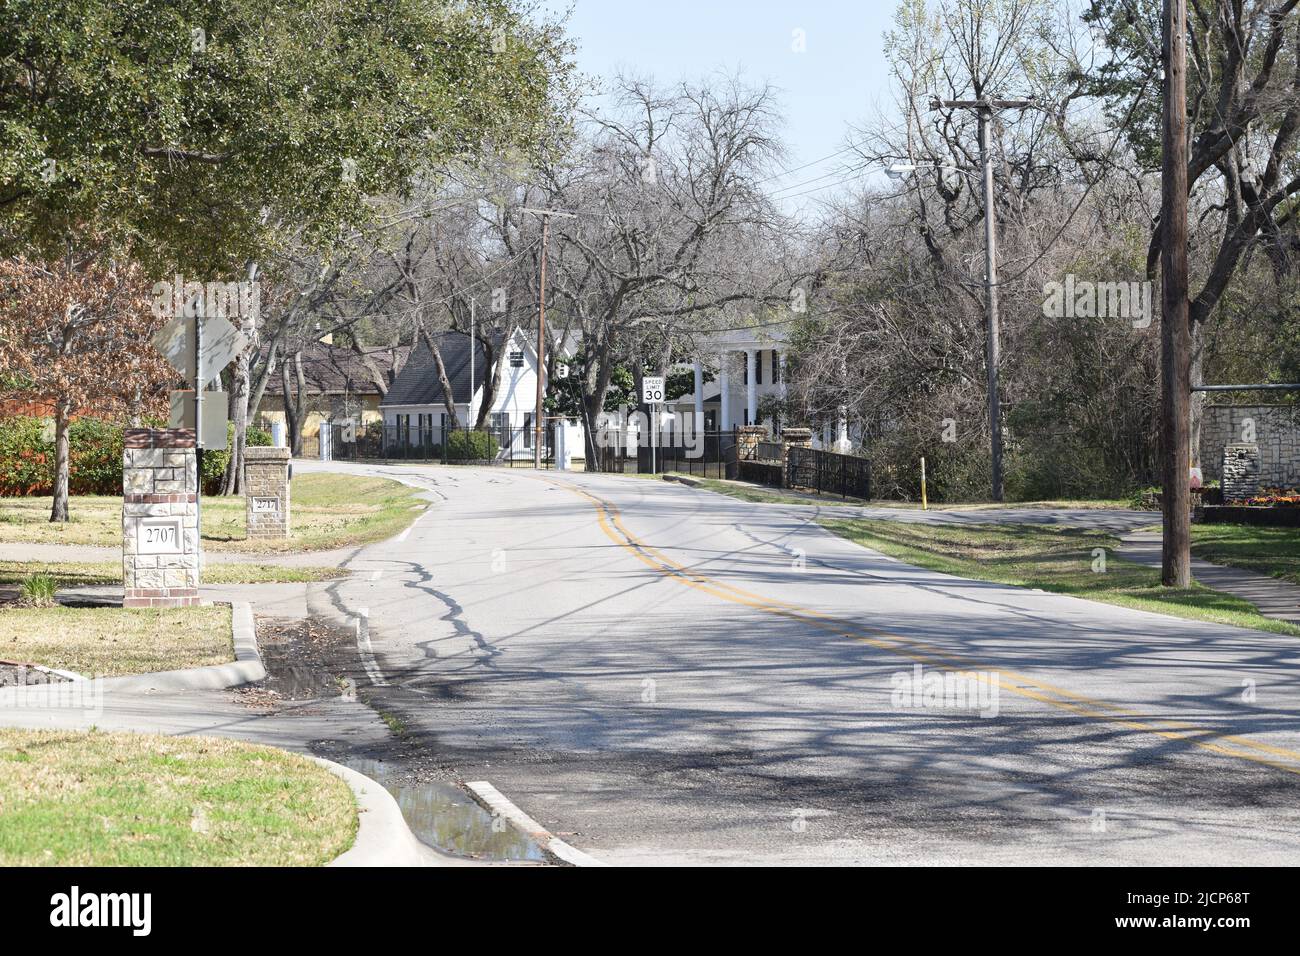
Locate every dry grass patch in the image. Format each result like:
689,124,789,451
0,473,423,553
0,560,344,587
0,605,232,676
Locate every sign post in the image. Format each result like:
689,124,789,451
642,376,665,475
149,309,249,581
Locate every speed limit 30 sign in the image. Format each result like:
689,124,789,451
642,376,665,404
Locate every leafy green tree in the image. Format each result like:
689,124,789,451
547,352,634,421
0,0,576,271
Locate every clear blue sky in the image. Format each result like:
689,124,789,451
540,0,899,210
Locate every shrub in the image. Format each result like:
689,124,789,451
0,416,272,497
444,429,499,461
201,423,273,494
67,418,125,495
20,571,58,606
0,417,52,495
0,415,127,496
1127,486,1161,510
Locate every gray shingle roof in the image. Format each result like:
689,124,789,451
380,331,504,407
261,339,410,397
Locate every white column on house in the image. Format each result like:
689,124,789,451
693,360,704,430
718,353,731,430
778,350,787,401
745,348,758,426
835,404,851,452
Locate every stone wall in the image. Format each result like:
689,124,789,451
244,446,291,538
1201,404,1300,489
122,428,200,608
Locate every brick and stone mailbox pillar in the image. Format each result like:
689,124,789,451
245,446,291,538
122,428,200,608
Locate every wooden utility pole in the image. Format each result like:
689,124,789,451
520,207,576,469
937,96,1031,502
1160,0,1192,587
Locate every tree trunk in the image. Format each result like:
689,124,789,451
475,338,502,429
282,351,306,456
1189,321,1205,471
248,338,278,432
221,264,259,495
220,312,255,495
419,326,460,426
49,400,71,522
582,390,607,470
582,337,616,472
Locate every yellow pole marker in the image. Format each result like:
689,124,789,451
920,456,928,511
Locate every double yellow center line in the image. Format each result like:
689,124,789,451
548,477,1300,777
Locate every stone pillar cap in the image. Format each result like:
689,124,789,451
244,446,291,460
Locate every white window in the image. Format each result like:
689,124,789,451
509,350,524,368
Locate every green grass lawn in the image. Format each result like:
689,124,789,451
0,729,356,866
0,472,425,553
0,560,344,588
679,476,1130,510
821,518,1300,637
1191,524,1300,585
0,605,232,676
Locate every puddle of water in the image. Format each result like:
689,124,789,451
345,758,548,863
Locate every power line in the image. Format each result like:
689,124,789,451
772,165,874,202
752,142,866,187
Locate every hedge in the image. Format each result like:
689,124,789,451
0,416,125,496
0,416,270,496
444,429,499,461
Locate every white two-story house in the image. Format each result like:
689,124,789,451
380,326,545,458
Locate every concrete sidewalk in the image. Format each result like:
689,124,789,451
1120,529,1300,624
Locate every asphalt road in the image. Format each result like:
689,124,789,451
298,461,1300,865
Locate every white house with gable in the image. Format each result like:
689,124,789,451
380,326,547,458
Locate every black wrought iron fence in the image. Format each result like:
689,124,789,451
592,427,738,479
316,420,554,467
753,440,783,461
786,445,871,499
648,428,739,479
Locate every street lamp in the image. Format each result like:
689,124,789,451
886,161,967,180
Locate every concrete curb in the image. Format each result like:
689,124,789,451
661,474,701,488
99,601,266,694
317,758,431,867
465,780,606,867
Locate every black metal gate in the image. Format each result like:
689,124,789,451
786,445,871,499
